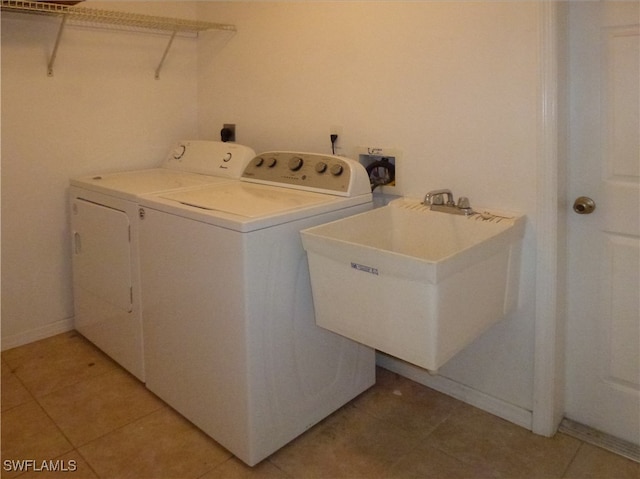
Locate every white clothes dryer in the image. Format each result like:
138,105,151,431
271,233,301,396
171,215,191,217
137,151,376,466
69,141,255,380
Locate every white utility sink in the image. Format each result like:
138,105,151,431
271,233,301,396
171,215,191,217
300,197,525,372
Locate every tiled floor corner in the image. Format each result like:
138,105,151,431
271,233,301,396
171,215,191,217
2,332,639,478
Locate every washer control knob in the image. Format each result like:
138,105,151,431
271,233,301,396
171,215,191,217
315,162,327,173
254,157,264,167
267,157,277,168
330,163,344,176
288,157,304,171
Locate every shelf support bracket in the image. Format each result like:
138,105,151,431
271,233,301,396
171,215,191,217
155,30,178,80
48,13,68,77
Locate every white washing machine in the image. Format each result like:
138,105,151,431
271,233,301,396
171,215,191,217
137,151,376,466
69,141,256,380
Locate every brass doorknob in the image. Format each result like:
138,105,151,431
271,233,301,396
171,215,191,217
573,196,596,215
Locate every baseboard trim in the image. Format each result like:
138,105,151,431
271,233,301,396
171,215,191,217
376,352,533,431
1,318,75,351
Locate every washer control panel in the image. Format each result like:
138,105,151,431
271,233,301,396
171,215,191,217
241,151,371,197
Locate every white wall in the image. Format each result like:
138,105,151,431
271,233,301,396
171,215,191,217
197,1,541,416
2,0,544,423
1,1,200,348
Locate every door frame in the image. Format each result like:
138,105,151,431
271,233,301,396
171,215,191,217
532,0,566,437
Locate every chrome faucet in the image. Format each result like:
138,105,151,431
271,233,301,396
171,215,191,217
422,189,474,216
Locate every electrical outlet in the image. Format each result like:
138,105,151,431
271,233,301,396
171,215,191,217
330,125,343,154
222,123,236,142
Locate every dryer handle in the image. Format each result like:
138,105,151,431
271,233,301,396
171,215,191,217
74,232,82,254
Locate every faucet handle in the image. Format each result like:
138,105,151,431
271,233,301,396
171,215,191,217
457,197,471,209
432,195,445,205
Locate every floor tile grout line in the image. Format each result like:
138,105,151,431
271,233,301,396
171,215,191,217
422,409,587,479
31,392,78,457
71,402,171,450
1,367,37,414
26,365,164,451
558,441,584,479
193,456,234,479
32,368,166,446
334,386,473,478
23,368,166,467
0,397,76,473
343,372,481,476
426,432,504,478
74,447,104,479
390,398,468,464
264,458,295,479
3,351,122,402
68,405,183,479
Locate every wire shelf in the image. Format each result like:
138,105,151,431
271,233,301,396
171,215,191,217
1,1,236,33
1,0,237,78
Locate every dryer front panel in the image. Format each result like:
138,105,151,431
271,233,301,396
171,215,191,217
72,198,133,314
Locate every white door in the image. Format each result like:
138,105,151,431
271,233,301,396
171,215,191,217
565,1,639,445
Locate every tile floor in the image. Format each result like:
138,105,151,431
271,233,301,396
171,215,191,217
2,331,638,479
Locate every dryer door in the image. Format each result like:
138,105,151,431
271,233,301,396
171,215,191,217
72,198,133,314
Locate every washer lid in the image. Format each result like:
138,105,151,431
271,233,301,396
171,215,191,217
159,182,335,218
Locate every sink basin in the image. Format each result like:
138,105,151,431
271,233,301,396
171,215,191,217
300,198,525,371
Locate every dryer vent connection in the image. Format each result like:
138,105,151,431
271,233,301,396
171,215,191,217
355,146,402,194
